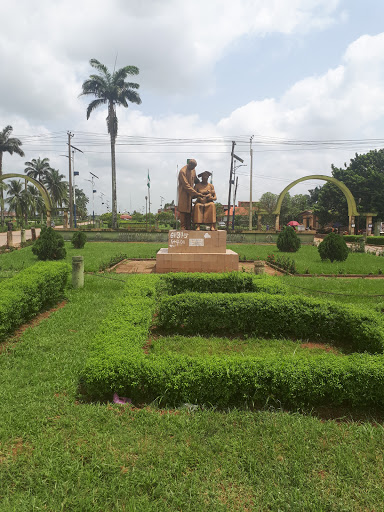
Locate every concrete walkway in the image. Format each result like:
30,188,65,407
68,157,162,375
0,228,41,248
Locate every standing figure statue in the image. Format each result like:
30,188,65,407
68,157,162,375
193,171,217,231
177,159,203,230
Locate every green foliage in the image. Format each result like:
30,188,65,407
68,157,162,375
367,236,384,246
71,230,87,249
82,274,384,411
32,227,66,260
0,261,69,340
343,235,364,242
318,232,349,262
277,226,301,252
157,292,384,354
267,253,297,274
160,272,286,295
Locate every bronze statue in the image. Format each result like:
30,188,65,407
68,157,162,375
177,159,203,230
193,171,217,230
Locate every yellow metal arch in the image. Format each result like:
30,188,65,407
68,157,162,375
273,175,359,217
0,173,53,226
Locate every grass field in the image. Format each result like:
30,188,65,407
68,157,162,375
1,273,384,510
150,335,344,357
1,240,383,275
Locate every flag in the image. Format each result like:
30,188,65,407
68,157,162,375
147,170,150,188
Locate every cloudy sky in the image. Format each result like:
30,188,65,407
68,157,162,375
1,0,384,214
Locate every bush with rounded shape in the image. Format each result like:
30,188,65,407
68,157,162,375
276,226,301,252
71,231,87,249
32,227,66,260
318,232,348,262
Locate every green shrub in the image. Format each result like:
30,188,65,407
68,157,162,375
157,292,384,353
0,261,70,340
159,272,286,296
80,275,384,409
32,227,66,260
366,236,384,246
318,232,349,262
343,235,363,243
71,231,87,249
267,254,297,274
276,226,301,252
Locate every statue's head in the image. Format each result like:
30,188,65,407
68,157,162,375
186,158,197,170
198,171,211,183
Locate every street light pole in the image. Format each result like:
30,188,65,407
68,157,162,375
67,132,73,227
249,135,254,231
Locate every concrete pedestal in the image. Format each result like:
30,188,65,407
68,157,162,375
156,230,238,273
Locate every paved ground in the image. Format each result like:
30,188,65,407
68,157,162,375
113,259,283,275
0,228,41,247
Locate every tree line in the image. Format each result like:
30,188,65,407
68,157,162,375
0,126,89,228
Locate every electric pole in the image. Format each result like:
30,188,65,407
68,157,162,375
67,132,73,227
249,135,254,230
226,141,236,230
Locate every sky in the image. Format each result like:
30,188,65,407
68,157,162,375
1,0,384,215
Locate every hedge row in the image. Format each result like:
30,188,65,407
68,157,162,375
343,235,363,242
342,235,384,246
366,236,384,246
0,261,70,340
157,292,384,354
80,275,384,409
159,272,286,295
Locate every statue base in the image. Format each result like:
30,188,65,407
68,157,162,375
156,230,239,273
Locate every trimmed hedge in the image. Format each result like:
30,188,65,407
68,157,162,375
343,235,363,243
157,292,384,354
159,272,287,295
0,261,70,340
366,236,384,246
81,275,384,410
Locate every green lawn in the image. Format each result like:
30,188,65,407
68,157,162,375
150,335,343,358
1,240,383,275
1,274,384,510
229,243,384,275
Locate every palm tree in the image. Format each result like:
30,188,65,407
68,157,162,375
6,180,29,227
80,59,141,229
24,157,52,183
0,126,25,225
27,184,46,223
44,169,68,209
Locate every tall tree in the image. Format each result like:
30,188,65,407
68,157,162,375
74,188,89,220
24,157,52,183
0,126,25,225
6,180,29,227
44,169,68,209
80,58,142,229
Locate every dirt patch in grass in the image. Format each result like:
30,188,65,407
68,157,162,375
0,300,67,353
300,342,342,355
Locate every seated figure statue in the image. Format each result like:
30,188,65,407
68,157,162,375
192,171,217,230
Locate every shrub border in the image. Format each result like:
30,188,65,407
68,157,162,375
80,274,384,409
0,261,70,340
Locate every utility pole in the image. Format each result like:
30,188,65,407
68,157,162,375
232,176,238,230
67,132,74,227
249,135,254,230
86,172,99,226
226,141,236,230
70,144,83,228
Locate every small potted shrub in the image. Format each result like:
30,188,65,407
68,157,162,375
276,226,301,252
71,231,87,249
32,227,66,260
318,232,348,262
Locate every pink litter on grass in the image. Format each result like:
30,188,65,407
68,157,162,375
113,393,132,404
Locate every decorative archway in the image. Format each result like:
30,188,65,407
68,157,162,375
0,173,53,227
273,175,359,234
